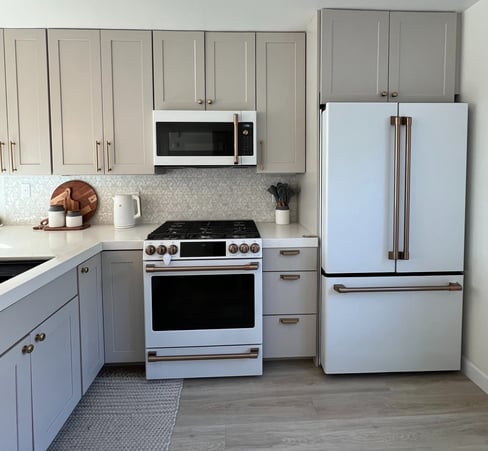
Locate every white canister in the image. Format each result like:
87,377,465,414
48,205,65,228
66,210,83,228
275,208,290,225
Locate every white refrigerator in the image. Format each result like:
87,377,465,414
320,102,468,374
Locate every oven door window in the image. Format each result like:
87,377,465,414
151,273,255,331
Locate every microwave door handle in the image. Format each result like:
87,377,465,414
233,113,239,165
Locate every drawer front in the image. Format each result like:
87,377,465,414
263,314,316,359
263,247,317,271
263,271,317,314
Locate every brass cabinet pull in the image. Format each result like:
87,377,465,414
280,250,300,256
146,262,259,273
147,347,259,362
22,344,34,354
333,282,463,294
389,116,401,260
197,99,203,105
259,140,264,170
391,91,399,98
9,141,17,171
95,140,102,172
0,141,5,172
233,113,239,165
280,274,301,281
279,318,299,325
380,91,388,97
400,117,413,261
106,140,112,172
35,333,46,342
80,267,89,274
207,99,213,105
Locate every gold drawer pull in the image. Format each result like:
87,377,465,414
280,250,300,256
280,274,300,281
279,318,299,325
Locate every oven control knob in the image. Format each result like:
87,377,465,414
145,245,156,255
168,244,178,255
228,243,238,254
250,243,261,253
239,243,250,254
156,245,167,255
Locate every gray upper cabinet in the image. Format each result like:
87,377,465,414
256,33,305,173
49,29,153,175
1,29,51,174
320,9,457,103
153,31,255,110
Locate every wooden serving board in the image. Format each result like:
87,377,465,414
50,181,98,223
33,223,91,231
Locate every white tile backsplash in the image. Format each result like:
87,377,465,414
0,168,297,226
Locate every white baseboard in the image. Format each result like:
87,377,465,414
462,355,488,394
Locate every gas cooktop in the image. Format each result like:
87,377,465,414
147,220,260,240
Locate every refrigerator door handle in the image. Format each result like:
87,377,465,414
333,282,462,293
399,116,413,260
388,116,402,261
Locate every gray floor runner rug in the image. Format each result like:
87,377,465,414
49,366,183,451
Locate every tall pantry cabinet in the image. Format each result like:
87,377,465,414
0,29,51,174
48,29,153,175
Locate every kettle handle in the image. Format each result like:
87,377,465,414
132,195,141,219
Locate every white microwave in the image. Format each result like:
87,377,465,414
153,110,257,167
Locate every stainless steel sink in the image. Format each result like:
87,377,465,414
0,259,52,283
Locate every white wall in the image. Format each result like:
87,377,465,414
460,0,488,392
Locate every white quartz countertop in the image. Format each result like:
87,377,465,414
0,222,317,313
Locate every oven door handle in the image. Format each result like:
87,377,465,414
147,347,260,362
145,262,260,273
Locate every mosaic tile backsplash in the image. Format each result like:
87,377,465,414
0,168,298,226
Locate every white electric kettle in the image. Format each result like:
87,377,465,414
113,194,141,229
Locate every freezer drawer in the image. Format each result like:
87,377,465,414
321,275,463,374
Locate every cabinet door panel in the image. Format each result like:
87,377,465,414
205,32,255,110
78,254,104,395
31,298,81,451
0,337,33,451
49,29,102,174
256,33,305,173
153,31,205,110
102,251,144,363
389,12,457,102
101,30,153,174
4,29,51,174
320,9,389,103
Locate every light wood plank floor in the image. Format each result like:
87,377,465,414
170,360,488,450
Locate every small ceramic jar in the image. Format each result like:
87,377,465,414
48,205,65,228
66,210,83,228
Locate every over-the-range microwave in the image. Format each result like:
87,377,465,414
153,110,257,167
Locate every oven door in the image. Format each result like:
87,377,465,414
144,259,262,348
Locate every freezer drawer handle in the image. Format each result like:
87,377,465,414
333,282,462,293
147,348,259,362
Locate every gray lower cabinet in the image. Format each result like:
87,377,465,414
153,31,255,110
0,296,81,451
102,250,145,363
256,33,305,173
320,9,457,103
49,29,153,175
262,247,317,358
0,28,51,175
78,254,104,394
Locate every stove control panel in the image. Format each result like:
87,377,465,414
143,239,262,260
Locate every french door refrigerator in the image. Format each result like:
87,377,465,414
320,102,468,374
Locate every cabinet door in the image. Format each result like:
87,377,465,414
153,31,205,110
102,251,144,363
4,29,51,174
0,30,9,174
389,12,457,102
101,30,153,174
78,254,104,395
49,29,103,175
256,33,305,173
0,337,33,451
31,297,81,451
205,32,255,110
320,9,389,103
397,103,467,273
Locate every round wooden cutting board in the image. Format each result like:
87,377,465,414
50,180,98,223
